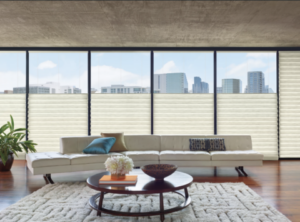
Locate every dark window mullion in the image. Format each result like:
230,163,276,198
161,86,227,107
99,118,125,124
26,50,29,141
151,51,154,135
214,51,217,135
88,51,91,136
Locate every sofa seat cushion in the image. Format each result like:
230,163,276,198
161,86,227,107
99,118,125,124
122,151,159,162
210,150,264,161
159,150,211,161
26,152,70,168
69,152,123,165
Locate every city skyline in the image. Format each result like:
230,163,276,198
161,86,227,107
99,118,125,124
0,52,276,94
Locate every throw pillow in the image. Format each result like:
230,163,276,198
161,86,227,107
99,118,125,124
101,132,128,152
189,138,226,152
83,137,116,154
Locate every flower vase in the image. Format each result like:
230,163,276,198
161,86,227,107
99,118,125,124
111,173,126,180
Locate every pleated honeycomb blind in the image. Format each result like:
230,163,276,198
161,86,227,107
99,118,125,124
217,94,278,160
28,94,88,152
0,94,26,159
279,52,300,158
91,94,150,135
154,94,214,134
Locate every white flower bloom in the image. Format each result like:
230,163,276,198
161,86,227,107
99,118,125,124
104,155,134,174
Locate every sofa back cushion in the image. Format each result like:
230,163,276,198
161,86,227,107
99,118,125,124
161,135,252,151
61,135,252,153
124,135,161,151
60,136,102,154
60,135,161,154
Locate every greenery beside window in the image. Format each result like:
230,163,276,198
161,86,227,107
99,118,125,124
0,115,37,165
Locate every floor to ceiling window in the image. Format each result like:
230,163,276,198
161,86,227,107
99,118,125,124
28,52,88,152
217,52,278,160
0,52,26,158
279,51,300,158
0,52,26,128
1,48,299,159
91,52,151,135
153,52,214,135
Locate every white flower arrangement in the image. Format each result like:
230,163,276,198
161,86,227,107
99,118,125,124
104,155,134,175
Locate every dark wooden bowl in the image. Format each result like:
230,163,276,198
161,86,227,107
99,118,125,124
141,164,178,180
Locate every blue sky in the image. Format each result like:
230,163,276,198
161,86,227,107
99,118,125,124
0,51,276,93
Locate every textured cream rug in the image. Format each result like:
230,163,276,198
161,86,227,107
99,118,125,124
0,182,290,222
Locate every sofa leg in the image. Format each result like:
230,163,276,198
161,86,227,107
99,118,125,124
235,167,243,177
214,167,217,176
239,166,248,177
43,174,54,184
43,174,49,184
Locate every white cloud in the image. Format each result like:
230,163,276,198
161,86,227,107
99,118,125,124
91,65,150,92
38,60,57,70
225,59,266,78
155,61,179,74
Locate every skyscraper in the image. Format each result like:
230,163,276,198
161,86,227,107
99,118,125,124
217,87,223,93
192,77,201,93
201,82,209,93
222,79,242,93
154,73,188,93
247,71,265,93
192,76,209,93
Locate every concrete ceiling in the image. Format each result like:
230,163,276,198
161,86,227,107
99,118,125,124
0,1,300,47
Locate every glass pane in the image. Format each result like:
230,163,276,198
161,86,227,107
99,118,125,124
217,52,276,93
0,52,26,130
91,52,151,135
29,52,88,152
154,52,214,135
217,52,278,160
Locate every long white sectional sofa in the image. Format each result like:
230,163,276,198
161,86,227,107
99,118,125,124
26,135,264,183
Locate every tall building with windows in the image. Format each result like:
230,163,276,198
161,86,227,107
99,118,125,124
192,76,209,93
247,71,266,93
201,82,209,93
101,85,150,94
154,73,188,93
192,77,202,93
217,87,223,93
222,79,242,93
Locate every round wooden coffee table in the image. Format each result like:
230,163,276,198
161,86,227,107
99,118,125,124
86,170,193,222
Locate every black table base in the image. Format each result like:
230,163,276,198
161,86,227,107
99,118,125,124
89,188,191,222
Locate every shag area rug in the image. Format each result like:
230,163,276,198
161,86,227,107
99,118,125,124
0,182,290,222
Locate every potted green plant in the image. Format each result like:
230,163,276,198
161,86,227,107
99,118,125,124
0,115,37,171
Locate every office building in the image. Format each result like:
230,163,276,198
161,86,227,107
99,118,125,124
101,85,150,94
247,71,265,93
13,82,82,94
217,87,223,93
192,77,209,93
154,73,188,93
222,79,242,93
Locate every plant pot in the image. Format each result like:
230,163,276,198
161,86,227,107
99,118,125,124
0,152,14,172
111,173,126,180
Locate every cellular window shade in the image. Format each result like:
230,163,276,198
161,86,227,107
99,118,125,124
91,94,150,135
279,52,300,158
154,94,214,134
217,94,278,160
28,94,88,152
0,94,26,159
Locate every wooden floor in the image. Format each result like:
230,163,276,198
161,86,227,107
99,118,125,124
0,160,299,221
